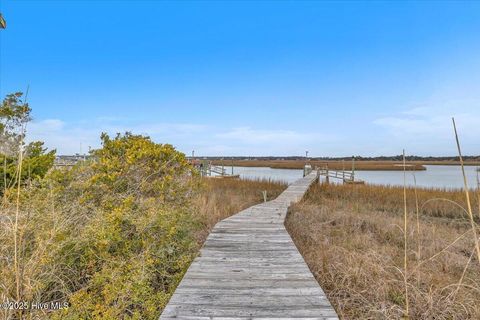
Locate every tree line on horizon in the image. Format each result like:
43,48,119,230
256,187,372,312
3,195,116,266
184,155,480,161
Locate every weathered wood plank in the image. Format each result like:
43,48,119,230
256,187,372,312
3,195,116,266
161,317,337,320
159,172,338,319
162,305,338,318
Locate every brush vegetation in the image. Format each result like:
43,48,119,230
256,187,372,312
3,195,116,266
0,93,287,320
0,137,285,319
286,183,480,319
0,93,55,192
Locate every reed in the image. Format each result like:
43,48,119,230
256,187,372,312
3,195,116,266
476,169,480,219
194,177,286,241
402,150,409,318
286,183,480,319
13,141,22,304
413,173,421,260
452,118,480,264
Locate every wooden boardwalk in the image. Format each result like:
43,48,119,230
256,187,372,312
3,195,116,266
160,172,338,319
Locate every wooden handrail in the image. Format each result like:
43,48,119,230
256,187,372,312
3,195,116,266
317,167,354,181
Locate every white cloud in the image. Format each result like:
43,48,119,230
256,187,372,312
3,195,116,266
29,119,65,132
216,127,314,144
24,119,334,156
27,103,478,157
401,106,432,117
211,127,335,156
27,119,101,154
25,118,209,154
375,109,480,137
374,102,480,155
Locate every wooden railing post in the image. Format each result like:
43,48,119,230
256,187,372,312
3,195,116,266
325,164,330,184
352,156,355,182
303,164,312,177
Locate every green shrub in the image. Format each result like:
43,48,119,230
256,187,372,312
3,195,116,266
0,92,55,193
51,133,199,319
1,131,200,320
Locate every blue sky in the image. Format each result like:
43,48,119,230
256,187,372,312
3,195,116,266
1,1,479,156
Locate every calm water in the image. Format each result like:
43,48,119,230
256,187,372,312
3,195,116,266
230,166,304,184
228,165,480,190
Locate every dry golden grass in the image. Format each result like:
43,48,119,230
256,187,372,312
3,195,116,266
286,183,480,319
212,160,427,171
194,177,286,242
0,175,286,320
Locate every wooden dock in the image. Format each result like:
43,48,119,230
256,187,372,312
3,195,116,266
160,172,338,319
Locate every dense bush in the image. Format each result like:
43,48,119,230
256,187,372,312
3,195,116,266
1,132,200,319
54,133,198,319
0,93,287,320
0,92,55,193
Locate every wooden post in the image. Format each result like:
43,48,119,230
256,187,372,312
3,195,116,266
352,156,355,182
262,190,267,202
342,159,345,183
325,164,330,184
231,158,234,175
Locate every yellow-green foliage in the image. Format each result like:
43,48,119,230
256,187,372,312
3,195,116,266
53,133,199,319
87,133,195,203
0,131,287,320
1,133,200,319
0,92,55,192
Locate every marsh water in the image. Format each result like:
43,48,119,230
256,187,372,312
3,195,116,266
228,165,480,190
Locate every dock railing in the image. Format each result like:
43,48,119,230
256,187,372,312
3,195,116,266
316,165,362,184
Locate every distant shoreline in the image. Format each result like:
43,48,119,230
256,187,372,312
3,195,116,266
210,159,480,171
55,154,480,171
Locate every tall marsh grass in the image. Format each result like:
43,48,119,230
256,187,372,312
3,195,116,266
286,120,480,319
194,177,286,242
286,183,480,319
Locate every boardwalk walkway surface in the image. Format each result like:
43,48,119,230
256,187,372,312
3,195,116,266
160,172,338,319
